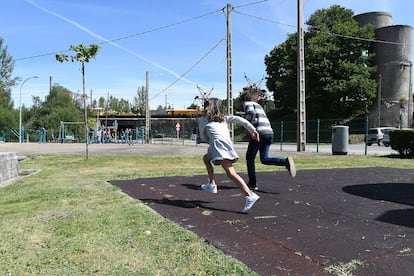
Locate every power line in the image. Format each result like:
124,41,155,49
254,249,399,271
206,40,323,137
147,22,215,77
233,10,296,29
14,8,224,61
15,50,69,61
17,1,405,63
150,37,226,101
234,9,411,47
108,8,223,44
234,0,269,9
311,26,410,46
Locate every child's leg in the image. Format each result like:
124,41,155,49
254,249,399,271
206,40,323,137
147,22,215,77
259,136,286,165
203,154,216,185
220,160,252,196
246,139,260,188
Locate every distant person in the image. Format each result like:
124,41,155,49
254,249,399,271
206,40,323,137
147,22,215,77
242,88,296,191
97,127,102,144
198,98,260,213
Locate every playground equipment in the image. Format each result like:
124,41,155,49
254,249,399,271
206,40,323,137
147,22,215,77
38,128,46,144
7,127,46,143
123,127,145,145
59,121,83,143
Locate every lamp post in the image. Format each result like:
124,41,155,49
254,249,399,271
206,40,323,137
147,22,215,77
19,76,39,143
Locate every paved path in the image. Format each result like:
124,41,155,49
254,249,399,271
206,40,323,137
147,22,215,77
0,141,398,157
110,168,414,275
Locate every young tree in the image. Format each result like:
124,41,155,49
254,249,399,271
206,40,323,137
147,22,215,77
265,5,376,120
56,44,99,159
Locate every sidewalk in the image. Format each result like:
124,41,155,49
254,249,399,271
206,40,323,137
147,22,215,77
0,141,398,157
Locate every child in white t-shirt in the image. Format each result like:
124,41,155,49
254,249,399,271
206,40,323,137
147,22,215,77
198,98,260,213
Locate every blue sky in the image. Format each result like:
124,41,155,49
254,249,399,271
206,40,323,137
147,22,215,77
3,0,413,110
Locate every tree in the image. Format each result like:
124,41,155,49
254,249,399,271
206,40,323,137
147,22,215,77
265,5,376,120
107,95,131,113
98,96,106,108
0,38,19,134
132,86,146,115
29,85,83,139
56,44,99,159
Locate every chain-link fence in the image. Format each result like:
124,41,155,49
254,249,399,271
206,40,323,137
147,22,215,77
2,116,388,145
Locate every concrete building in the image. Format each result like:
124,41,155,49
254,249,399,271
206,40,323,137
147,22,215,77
354,12,413,128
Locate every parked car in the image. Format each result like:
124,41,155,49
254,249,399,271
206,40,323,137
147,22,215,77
366,127,397,146
382,128,412,147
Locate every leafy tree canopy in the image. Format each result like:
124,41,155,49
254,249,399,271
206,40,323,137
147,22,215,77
56,44,99,63
29,85,83,136
0,37,19,132
265,5,376,120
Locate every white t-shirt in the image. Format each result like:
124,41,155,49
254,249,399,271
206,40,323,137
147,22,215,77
198,115,255,164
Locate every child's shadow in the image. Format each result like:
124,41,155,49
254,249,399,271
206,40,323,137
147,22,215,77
141,197,244,213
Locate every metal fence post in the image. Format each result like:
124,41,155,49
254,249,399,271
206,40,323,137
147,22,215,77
280,121,284,151
365,116,369,156
316,119,320,153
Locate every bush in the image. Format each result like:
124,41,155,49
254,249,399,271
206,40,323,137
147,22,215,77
389,129,414,158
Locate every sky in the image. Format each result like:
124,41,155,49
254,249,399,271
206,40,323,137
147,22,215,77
2,0,413,110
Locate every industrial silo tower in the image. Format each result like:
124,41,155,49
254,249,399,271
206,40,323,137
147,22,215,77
354,12,413,128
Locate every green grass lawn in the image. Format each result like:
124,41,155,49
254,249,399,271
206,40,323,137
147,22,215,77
0,154,412,275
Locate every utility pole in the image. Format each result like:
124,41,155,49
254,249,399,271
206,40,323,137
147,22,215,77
297,0,306,152
226,3,234,140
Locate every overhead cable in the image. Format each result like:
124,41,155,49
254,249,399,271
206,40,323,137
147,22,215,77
150,37,226,101
233,0,269,9
234,9,411,46
14,8,223,61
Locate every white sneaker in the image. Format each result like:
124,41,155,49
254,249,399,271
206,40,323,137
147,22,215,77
286,156,296,177
248,184,259,191
201,182,217,194
242,193,260,213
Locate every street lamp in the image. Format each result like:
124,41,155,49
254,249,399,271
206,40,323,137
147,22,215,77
19,76,39,143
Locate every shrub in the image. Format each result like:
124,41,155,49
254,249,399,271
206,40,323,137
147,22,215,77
389,129,414,158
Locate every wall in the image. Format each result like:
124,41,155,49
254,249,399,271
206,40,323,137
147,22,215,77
0,152,19,184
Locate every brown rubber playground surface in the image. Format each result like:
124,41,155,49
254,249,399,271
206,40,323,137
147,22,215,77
110,167,414,275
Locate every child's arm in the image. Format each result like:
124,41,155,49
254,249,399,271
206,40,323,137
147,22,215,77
226,115,259,141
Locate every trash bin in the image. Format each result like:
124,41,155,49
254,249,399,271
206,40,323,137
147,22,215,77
332,125,349,155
